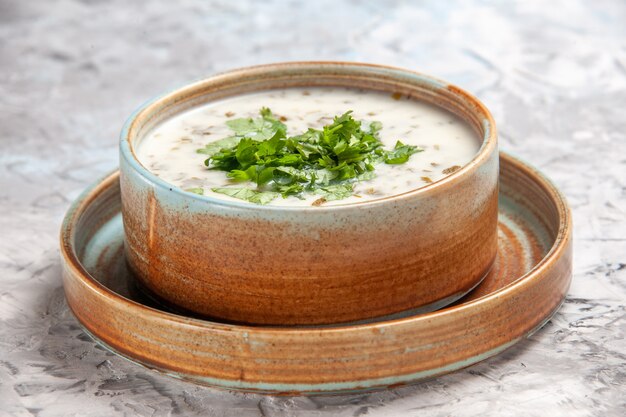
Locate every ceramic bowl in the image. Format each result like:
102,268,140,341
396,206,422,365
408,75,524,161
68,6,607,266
119,62,499,325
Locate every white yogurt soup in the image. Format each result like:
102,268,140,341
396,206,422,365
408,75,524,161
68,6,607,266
136,87,480,206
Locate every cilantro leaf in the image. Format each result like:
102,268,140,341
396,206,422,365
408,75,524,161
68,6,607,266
357,170,376,181
184,187,204,195
384,141,423,164
276,183,305,197
368,121,383,134
227,165,275,185
196,136,241,157
195,108,422,205
314,183,354,201
211,187,280,205
225,107,286,141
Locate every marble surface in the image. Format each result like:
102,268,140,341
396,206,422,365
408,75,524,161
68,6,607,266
1,0,624,415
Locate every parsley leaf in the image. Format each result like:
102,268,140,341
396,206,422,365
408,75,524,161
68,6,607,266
225,107,287,141
196,136,241,157
211,187,280,205
196,108,422,204
383,141,422,164
314,183,355,201
184,187,204,195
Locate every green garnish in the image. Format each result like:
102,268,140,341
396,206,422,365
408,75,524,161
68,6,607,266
184,187,204,195
196,136,241,156
211,187,280,205
198,108,422,205
384,141,421,164
313,183,355,201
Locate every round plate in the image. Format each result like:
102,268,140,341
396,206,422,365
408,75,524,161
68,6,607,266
60,153,572,395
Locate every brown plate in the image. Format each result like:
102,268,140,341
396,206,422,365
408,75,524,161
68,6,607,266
60,152,572,395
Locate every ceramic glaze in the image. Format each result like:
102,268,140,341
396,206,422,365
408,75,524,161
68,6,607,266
61,153,573,394
119,62,500,325
136,88,479,206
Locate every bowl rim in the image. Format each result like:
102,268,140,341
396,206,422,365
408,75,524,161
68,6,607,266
61,152,572,334
119,61,498,211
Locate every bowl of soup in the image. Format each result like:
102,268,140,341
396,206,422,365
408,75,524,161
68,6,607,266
120,62,498,325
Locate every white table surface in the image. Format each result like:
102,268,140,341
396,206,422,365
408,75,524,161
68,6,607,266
1,1,624,415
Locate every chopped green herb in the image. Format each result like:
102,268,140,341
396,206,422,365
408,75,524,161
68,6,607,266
196,108,423,204
196,136,241,157
313,183,355,201
211,187,280,205
384,141,421,164
224,106,286,140
184,187,204,195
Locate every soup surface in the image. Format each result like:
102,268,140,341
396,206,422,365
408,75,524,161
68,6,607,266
136,88,479,206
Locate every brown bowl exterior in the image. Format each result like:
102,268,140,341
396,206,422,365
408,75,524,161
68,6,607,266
119,62,499,325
